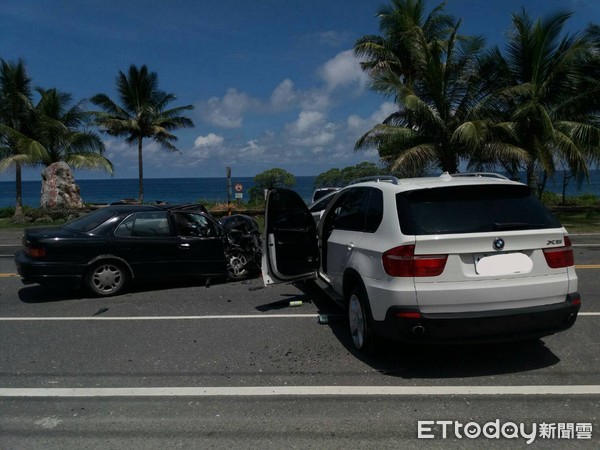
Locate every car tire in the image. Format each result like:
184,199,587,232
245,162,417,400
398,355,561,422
347,283,378,354
85,260,128,297
226,250,250,280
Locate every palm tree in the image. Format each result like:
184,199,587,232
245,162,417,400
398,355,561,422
354,0,454,91
91,65,194,203
355,1,527,175
478,9,600,194
0,59,47,218
34,88,112,173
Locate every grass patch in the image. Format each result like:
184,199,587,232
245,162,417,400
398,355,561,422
0,216,67,229
554,210,600,234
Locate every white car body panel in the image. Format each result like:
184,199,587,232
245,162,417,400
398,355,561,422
262,174,579,346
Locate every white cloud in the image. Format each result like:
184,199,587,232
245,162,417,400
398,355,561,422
183,48,388,175
240,139,267,157
196,48,370,131
285,111,337,147
289,111,325,134
103,139,137,163
299,89,331,112
372,101,397,123
198,88,260,128
271,79,331,112
194,133,224,147
347,101,397,134
319,49,369,91
270,79,297,110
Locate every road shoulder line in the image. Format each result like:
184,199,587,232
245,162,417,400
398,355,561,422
1,385,600,397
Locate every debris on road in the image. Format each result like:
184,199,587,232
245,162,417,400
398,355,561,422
92,307,109,317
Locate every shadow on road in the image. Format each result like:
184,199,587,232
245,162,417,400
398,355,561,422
18,284,84,303
291,280,562,379
16,275,243,303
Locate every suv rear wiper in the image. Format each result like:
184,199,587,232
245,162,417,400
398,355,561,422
493,222,546,231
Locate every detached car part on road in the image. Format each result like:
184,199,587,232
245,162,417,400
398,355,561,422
15,204,262,296
262,173,581,353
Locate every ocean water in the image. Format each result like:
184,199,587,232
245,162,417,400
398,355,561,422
0,176,318,208
1,172,599,209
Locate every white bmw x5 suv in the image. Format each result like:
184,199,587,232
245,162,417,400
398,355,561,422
262,173,580,353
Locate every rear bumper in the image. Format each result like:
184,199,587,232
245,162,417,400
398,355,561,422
374,293,581,344
14,250,84,285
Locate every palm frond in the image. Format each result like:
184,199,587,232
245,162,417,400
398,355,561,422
388,143,438,173
64,152,114,174
0,124,48,161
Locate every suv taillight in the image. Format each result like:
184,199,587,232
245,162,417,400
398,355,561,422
382,245,447,277
543,236,574,268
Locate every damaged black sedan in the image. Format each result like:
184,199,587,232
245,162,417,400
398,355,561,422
14,203,262,296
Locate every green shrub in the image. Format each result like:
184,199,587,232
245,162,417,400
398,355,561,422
586,210,600,220
542,192,598,207
541,191,561,207
0,207,15,219
572,193,597,207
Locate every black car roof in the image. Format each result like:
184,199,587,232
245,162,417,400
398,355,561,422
106,203,208,213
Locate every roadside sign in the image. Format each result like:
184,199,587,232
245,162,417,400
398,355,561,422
235,193,243,199
234,183,243,193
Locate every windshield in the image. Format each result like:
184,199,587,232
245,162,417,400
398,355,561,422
63,208,120,232
396,184,562,235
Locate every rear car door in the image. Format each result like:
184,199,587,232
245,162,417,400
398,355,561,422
113,211,179,277
262,189,319,285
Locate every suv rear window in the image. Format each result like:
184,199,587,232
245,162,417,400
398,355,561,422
396,184,561,235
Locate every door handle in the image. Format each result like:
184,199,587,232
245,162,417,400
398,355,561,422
179,243,190,250
347,242,355,251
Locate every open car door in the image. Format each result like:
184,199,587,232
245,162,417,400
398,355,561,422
262,189,319,285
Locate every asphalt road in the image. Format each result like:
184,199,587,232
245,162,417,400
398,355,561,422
0,231,599,448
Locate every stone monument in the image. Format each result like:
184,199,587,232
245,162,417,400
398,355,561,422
40,162,83,208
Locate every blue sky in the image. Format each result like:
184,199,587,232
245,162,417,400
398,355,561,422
2,0,599,181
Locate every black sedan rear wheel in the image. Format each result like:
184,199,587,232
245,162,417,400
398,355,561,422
85,260,128,296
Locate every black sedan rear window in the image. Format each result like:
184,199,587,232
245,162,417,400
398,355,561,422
63,208,120,232
396,184,561,235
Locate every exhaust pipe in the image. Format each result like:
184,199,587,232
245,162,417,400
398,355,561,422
565,313,577,326
412,324,426,336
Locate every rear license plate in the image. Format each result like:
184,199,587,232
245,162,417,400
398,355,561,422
475,252,533,276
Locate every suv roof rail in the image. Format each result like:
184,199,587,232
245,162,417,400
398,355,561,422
349,175,399,185
447,172,509,180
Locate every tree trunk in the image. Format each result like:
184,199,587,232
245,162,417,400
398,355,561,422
562,171,574,205
441,155,458,174
138,136,144,204
537,170,549,200
13,162,24,219
526,162,535,189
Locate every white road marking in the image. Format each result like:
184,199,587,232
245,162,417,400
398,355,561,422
0,312,597,321
1,385,600,398
0,314,321,321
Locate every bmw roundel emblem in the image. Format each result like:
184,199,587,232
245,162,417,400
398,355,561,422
493,238,505,250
